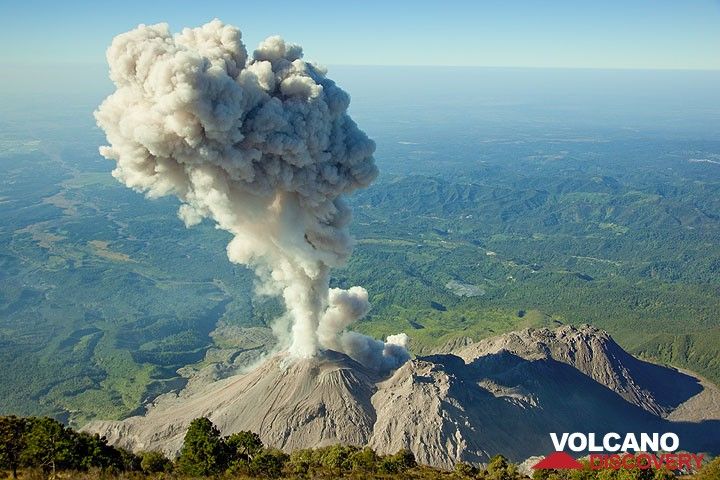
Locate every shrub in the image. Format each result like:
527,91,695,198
140,451,172,473
349,446,378,473
455,461,479,478
693,457,720,480
288,448,314,475
379,448,417,474
484,454,525,480
319,444,359,472
248,448,288,478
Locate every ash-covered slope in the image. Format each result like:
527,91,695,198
87,351,379,456
85,325,720,468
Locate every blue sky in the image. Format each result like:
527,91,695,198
1,0,719,69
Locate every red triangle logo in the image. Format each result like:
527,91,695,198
533,452,584,470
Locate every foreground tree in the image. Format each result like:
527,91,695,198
226,430,263,463
0,416,27,479
21,417,75,475
176,417,227,476
74,431,132,471
225,430,265,475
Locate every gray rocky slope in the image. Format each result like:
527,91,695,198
85,325,720,469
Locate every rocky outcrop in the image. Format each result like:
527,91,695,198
455,324,703,417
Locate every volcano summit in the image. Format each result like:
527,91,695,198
86,325,720,468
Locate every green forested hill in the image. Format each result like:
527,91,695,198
344,140,720,382
0,147,277,424
1,121,719,424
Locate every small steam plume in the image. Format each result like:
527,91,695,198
95,19,409,370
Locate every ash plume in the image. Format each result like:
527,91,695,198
95,19,409,369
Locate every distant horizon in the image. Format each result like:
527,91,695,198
4,61,720,71
2,1,720,70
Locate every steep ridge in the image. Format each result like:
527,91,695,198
455,324,703,416
85,325,720,468
370,349,718,467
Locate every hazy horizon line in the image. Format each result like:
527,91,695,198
4,61,720,73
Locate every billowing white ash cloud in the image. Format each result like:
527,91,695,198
95,19,409,370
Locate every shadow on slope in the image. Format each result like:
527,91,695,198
424,351,719,460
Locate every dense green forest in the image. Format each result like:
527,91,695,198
344,144,720,385
1,124,719,425
2,415,714,479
